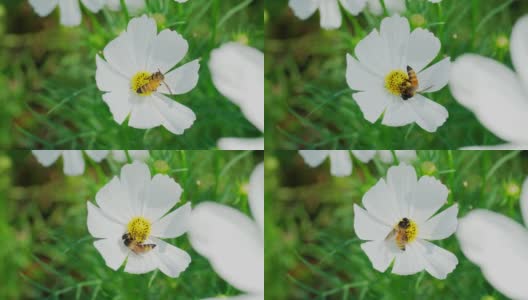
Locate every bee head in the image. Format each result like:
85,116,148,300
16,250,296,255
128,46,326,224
399,218,410,228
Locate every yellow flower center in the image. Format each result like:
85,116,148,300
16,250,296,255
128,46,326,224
131,71,152,96
404,219,418,243
127,217,151,242
384,69,408,96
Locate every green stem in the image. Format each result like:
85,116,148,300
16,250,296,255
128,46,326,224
120,0,130,23
380,0,389,17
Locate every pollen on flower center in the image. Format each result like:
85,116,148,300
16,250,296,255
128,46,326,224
131,71,152,96
384,70,408,96
127,217,151,242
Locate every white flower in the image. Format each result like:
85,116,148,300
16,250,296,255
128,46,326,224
298,150,416,177
354,164,458,279
106,0,145,12
450,16,528,149
346,15,450,132
96,15,200,135
28,0,104,26
288,0,406,29
456,177,528,299
209,42,264,150
32,150,109,176
174,0,188,2
111,150,150,162
188,163,264,300
87,161,192,277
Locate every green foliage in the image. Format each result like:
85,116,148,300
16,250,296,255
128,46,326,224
265,150,527,299
2,0,263,149
4,150,262,299
265,0,528,149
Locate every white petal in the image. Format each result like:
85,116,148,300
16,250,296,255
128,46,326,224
87,202,125,239
457,209,528,299
461,144,528,150
111,150,149,162
128,95,162,129
354,29,390,76
32,150,62,167
386,164,416,219
28,0,58,16
124,250,158,274
329,151,352,177
406,28,440,73
382,98,416,127
157,60,200,95
511,14,528,89
380,15,410,69
362,178,400,226
298,150,329,167
204,295,263,300
62,150,85,176
151,202,191,238
249,163,264,233
85,150,109,162
419,204,458,240
418,57,450,93
143,174,183,222
288,0,318,20
218,137,264,150
360,240,395,272
521,177,528,226
126,15,157,70
392,242,425,275
407,94,448,133
209,43,264,132
147,29,188,74
102,90,133,125
351,150,376,163
367,0,406,15
151,93,196,135
80,0,105,12
345,54,383,91
416,239,458,279
449,54,528,144
95,55,129,93
93,238,128,270
120,161,151,216
319,0,342,29
395,150,417,162
408,175,449,224
353,89,392,123
96,176,133,224
154,238,191,278
339,0,367,15
188,202,263,294
353,204,392,240
103,32,136,77
58,0,82,26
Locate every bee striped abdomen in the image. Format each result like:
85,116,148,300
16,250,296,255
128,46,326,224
136,72,164,95
400,66,419,100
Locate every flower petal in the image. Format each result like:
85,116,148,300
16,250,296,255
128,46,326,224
346,54,384,92
151,202,191,238
351,150,376,163
418,57,450,93
32,150,62,167
449,54,528,144
288,0,318,20
382,98,416,127
157,59,200,95
386,164,416,219
406,28,440,73
392,242,425,275
353,89,392,123
456,209,528,299
80,0,105,12
249,163,264,233
124,251,158,274
153,238,191,278
93,238,128,271
408,175,449,224
120,161,151,216
319,0,341,29
151,93,196,135
62,150,85,176
354,29,390,76
95,55,129,93
353,204,392,240
380,15,410,69
102,90,133,125
521,177,528,226
415,239,458,279
103,32,136,77
126,15,157,70
96,176,133,224
362,178,400,226
143,174,183,222
147,29,188,74
329,151,352,177
58,0,82,26
28,0,58,16
188,202,263,294
85,150,109,162
511,15,528,90
128,95,162,129
298,150,329,167
419,204,458,240
360,240,395,272
87,202,125,239
339,0,367,15
407,94,448,133
218,137,264,150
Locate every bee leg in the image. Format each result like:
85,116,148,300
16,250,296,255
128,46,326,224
162,81,172,95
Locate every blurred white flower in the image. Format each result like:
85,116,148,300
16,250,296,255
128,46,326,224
450,16,528,149
298,150,416,177
87,161,192,277
288,0,406,29
106,0,145,12
32,150,109,176
456,177,528,299
111,150,149,162
28,0,104,26
210,42,264,150
96,15,199,135
354,164,458,279
189,163,264,300
346,15,450,132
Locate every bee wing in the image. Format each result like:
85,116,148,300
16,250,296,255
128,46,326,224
384,228,396,241
419,85,433,93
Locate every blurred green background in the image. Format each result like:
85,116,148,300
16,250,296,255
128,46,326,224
1,150,262,299
265,150,527,299
265,0,528,149
0,0,263,149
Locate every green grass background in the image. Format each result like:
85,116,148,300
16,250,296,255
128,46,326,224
265,150,527,299
265,0,528,149
1,0,263,149
2,150,262,299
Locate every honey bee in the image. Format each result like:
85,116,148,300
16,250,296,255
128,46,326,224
122,233,157,254
385,217,411,251
399,66,419,100
136,70,172,95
